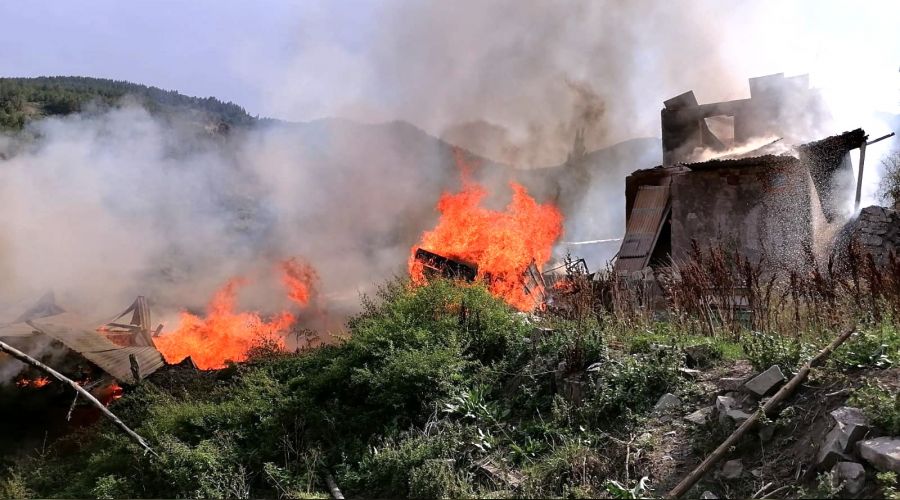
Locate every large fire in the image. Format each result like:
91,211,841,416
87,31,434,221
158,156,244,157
154,258,318,370
409,161,563,310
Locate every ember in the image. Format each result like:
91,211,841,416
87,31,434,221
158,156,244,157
409,159,563,311
99,382,124,405
16,376,51,388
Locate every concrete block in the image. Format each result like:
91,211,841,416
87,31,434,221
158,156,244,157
684,406,713,425
743,365,786,397
858,437,900,473
654,393,681,412
831,461,865,495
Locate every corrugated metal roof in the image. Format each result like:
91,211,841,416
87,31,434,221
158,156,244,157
0,321,41,338
682,154,797,171
614,185,671,273
1,295,166,382
23,314,165,383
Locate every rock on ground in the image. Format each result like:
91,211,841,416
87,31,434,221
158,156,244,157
743,365,786,397
858,437,900,473
831,461,866,495
720,459,743,480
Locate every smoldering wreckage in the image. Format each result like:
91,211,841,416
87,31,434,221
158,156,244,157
1,73,898,492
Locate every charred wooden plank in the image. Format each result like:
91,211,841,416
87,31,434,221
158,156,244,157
414,248,477,281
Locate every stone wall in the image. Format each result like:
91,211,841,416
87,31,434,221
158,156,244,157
670,156,814,266
843,206,900,266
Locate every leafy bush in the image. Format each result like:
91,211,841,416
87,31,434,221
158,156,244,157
408,459,469,499
0,470,31,499
582,350,683,427
831,322,898,370
342,428,465,497
849,381,900,434
91,474,131,499
741,331,813,372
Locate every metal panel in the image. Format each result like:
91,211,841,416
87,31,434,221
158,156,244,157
614,186,671,274
27,316,164,383
0,321,41,338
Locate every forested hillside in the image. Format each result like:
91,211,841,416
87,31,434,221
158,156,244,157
0,76,255,129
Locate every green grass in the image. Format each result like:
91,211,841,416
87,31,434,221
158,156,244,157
8,278,894,498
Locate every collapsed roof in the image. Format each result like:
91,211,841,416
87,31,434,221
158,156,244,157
614,74,877,275
0,293,165,384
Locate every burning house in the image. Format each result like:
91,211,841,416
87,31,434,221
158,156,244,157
615,74,882,275
0,293,166,387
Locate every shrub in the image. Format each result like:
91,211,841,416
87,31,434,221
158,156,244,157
91,474,131,500
582,350,683,427
849,381,900,435
343,428,465,497
830,321,897,370
0,470,31,499
408,459,469,499
741,331,813,372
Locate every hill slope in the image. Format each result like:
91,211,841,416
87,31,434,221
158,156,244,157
0,76,255,130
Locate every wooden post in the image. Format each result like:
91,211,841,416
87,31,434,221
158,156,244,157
665,326,856,498
0,339,157,457
325,472,344,499
855,142,867,211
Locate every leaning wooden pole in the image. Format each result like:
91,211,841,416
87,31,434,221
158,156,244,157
666,326,856,499
325,472,345,500
0,339,157,457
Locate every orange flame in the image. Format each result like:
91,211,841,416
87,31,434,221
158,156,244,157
155,258,318,370
281,257,318,307
409,161,563,310
100,382,124,405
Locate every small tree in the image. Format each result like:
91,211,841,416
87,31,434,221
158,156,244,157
879,151,900,209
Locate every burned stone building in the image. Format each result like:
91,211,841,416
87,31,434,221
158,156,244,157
615,74,873,274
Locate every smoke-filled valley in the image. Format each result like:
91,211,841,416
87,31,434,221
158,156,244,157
0,87,658,332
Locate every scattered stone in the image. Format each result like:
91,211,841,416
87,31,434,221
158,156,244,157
831,461,866,495
654,393,682,412
718,376,750,392
724,408,752,427
714,395,751,427
858,437,900,473
684,406,713,425
743,365,786,397
720,459,743,480
715,395,737,414
816,407,871,469
678,367,702,379
700,491,718,499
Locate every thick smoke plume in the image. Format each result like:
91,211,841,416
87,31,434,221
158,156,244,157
0,107,460,330
246,0,898,168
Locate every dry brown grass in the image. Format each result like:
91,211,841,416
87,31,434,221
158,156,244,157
558,240,900,338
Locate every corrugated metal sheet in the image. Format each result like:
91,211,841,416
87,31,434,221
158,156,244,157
614,185,670,273
0,321,41,338
26,315,165,383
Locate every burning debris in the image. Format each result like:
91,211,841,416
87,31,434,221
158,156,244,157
409,157,564,311
0,293,165,386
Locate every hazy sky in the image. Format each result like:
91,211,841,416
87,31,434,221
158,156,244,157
0,1,897,149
